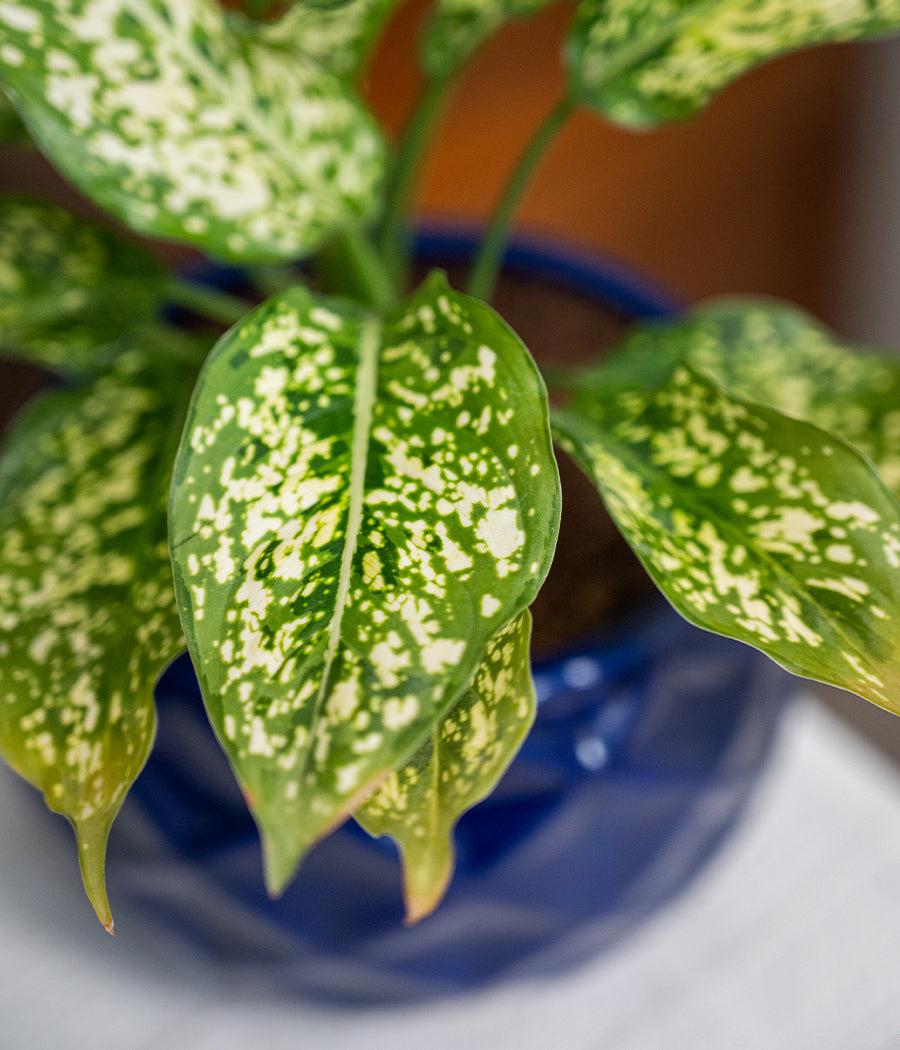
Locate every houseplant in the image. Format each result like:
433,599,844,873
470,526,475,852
2,0,900,954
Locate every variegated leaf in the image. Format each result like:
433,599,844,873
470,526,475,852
421,0,555,77
169,271,560,895
0,351,190,930
664,301,900,496
587,300,900,496
0,196,167,373
0,0,385,262
356,610,535,924
254,0,398,78
554,364,900,713
222,0,287,18
568,0,900,127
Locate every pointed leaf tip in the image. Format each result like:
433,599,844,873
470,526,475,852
259,769,392,898
357,612,537,921
0,355,191,934
555,362,900,713
75,814,115,935
402,853,454,926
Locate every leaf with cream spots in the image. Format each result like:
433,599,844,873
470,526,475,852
568,0,900,127
170,271,560,896
554,363,900,713
623,299,900,499
421,0,554,77
0,0,386,262
0,351,191,930
356,610,535,923
0,196,167,374
251,0,399,79
579,299,900,499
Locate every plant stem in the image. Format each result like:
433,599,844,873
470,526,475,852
539,363,586,391
165,277,252,327
375,74,454,287
466,95,576,303
315,227,396,312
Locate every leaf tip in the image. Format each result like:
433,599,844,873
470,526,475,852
259,830,303,900
74,813,115,937
401,854,454,927
402,892,441,927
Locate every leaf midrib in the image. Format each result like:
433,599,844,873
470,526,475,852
311,316,380,716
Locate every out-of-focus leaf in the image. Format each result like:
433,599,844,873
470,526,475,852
0,0,385,262
0,351,191,930
585,299,900,497
0,197,167,374
255,0,398,77
568,0,900,127
422,0,555,78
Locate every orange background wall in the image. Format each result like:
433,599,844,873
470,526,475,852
0,1,863,323
366,0,861,322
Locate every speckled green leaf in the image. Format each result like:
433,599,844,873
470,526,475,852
170,271,560,895
356,610,534,923
255,0,398,78
0,197,167,373
0,351,190,930
554,364,900,713
568,0,900,127
589,300,900,497
0,0,385,262
657,300,900,496
422,0,554,77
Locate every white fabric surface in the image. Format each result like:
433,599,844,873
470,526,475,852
2,692,900,1050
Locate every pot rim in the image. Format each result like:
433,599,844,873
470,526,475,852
413,222,683,319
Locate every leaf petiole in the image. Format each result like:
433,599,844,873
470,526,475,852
165,277,252,328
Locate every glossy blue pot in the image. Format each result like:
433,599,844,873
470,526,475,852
109,234,791,1003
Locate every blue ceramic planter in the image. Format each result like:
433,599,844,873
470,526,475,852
108,235,792,1003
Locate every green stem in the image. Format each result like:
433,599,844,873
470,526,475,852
244,264,299,299
375,74,454,287
165,277,251,327
466,95,576,303
314,228,395,312
540,363,586,392
135,320,214,370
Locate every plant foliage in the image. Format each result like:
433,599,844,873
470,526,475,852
1,0,900,930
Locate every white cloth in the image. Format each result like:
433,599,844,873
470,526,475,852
2,693,900,1050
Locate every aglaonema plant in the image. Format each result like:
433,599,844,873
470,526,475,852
1,0,900,934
